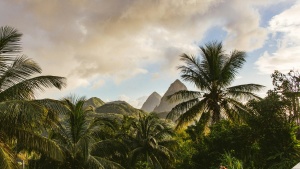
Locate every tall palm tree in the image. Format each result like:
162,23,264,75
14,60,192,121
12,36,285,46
167,41,264,129
47,96,124,169
0,26,66,169
123,113,176,169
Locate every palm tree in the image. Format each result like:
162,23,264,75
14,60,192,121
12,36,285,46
167,41,264,129
0,26,66,169
47,96,124,169
123,113,176,169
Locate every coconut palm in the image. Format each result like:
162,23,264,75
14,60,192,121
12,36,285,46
167,41,264,129
47,96,124,169
124,113,176,169
0,26,66,169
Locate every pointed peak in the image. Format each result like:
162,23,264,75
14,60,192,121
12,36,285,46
172,79,183,85
150,91,161,97
174,79,181,83
170,79,186,88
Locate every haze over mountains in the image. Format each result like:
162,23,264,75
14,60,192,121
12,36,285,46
83,79,187,118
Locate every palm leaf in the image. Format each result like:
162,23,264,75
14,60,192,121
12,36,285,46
0,75,66,100
220,50,246,87
0,56,42,89
175,98,208,130
167,90,201,103
226,84,264,100
0,26,22,55
0,140,18,169
92,156,125,169
179,54,210,90
166,98,199,120
15,128,64,161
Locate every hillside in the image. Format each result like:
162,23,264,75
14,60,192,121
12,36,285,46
95,101,144,116
83,97,105,109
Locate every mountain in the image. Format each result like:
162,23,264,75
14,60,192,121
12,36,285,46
153,79,187,117
95,101,144,116
83,97,105,109
141,92,161,112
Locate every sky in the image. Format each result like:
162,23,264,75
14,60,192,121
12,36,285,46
0,0,299,108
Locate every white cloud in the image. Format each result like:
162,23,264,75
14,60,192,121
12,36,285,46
0,0,285,99
92,79,105,89
256,1,300,74
118,94,147,108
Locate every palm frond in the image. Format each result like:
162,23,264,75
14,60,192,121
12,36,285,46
15,128,64,161
0,100,46,128
225,98,251,122
175,98,208,130
167,90,201,103
0,140,18,169
166,98,200,120
200,41,224,81
86,155,105,169
157,139,178,149
220,50,246,87
0,56,42,89
227,84,265,92
129,147,145,166
179,54,210,90
0,75,66,100
92,156,125,169
154,128,175,140
220,99,242,123
149,153,163,169
0,26,22,55
226,84,264,100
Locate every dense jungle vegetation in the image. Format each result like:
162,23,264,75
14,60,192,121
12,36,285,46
0,26,299,169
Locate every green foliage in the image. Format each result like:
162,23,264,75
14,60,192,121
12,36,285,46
0,26,66,169
173,132,196,169
30,96,124,169
188,120,254,169
167,41,264,129
247,92,300,168
220,152,243,169
183,91,300,169
0,27,299,169
114,113,176,169
271,70,300,123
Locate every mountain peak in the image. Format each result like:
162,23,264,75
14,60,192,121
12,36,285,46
150,91,161,97
153,79,187,114
174,79,181,83
83,97,105,109
141,92,162,112
170,79,185,88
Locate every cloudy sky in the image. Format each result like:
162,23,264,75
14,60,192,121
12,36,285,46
0,0,299,108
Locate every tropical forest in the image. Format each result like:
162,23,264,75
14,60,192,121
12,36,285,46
0,24,299,169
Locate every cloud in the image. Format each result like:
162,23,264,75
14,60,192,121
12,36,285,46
92,79,105,89
256,1,300,74
0,0,283,98
118,94,147,108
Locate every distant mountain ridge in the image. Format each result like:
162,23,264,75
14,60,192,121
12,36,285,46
83,97,105,109
141,92,161,112
95,100,144,116
84,79,188,118
153,79,187,117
